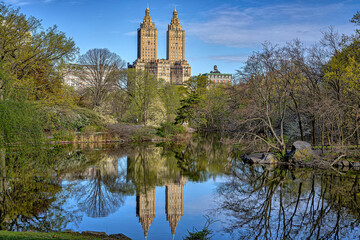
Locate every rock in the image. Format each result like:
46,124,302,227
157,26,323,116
342,166,350,171
290,141,314,161
82,231,108,237
342,160,350,167
259,153,278,164
109,233,133,240
242,153,263,164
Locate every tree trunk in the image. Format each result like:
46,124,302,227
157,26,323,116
356,111,360,148
292,96,304,141
0,148,5,193
312,117,316,146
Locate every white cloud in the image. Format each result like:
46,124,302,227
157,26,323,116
210,55,249,63
4,0,80,5
186,2,358,48
124,31,137,36
4,0,31,5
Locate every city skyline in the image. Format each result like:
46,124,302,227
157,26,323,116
5,0,360,75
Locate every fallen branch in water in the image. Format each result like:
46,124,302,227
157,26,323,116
330,154,346,167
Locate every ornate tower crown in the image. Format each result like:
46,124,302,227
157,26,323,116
170,6,180,26
137,5,157,61
141,4,155,28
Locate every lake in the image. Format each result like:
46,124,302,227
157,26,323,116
1,135,360,239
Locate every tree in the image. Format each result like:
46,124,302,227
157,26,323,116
175,75,211,127
122,69,163,125
323,38,360,145
236,42,292,155
185,75,211,94
159,83,185,121
0,2,77,101
75,48,125,107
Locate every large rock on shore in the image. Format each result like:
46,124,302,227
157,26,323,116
260,153,278,164
242,153,278,164
242,153,263,164
289,141,314,161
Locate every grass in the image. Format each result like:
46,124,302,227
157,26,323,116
0,231,103,240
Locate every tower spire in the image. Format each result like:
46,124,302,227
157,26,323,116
171,5,179,25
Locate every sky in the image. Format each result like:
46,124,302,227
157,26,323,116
4,0,360,75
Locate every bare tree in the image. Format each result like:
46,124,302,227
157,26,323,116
75,48,125,107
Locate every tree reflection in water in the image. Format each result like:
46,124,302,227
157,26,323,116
65,149,135,218
0,146,82,232
215,163,360,239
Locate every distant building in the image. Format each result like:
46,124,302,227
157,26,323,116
203,65,233,85
131,6,191,85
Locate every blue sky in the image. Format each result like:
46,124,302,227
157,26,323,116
5,0,360,75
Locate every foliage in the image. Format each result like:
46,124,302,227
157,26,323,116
0,101,43,145
157,121,185,138
159,83,185,121
185,75,212,94
0,231,104,240
38,106,102,132
183,215,215,240
131,127,156,141
122,69,164,125
0,2,78,102
175,92,202,125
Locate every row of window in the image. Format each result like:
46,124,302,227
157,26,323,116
210,75,232,79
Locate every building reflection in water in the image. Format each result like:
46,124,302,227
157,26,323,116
166,176,187,239
136,187,156,239
136,176,188,239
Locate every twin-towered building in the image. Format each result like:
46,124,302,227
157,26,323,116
131,6,191,85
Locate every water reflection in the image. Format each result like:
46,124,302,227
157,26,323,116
215,163,360,239
1,136,360,239
0,146,81,232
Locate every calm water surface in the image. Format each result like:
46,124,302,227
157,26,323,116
1,136,360,239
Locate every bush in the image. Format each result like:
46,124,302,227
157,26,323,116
52,130,76,142
183,215,215,240
38,106,103,132
132,127,156,141
157,122,185,138
0,101,44,145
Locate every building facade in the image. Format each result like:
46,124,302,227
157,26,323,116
203,65,233,85
132,6,191,85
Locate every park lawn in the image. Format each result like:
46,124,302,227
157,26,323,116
0,231,103,240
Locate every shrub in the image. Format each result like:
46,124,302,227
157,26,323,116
0,101,44,145
183,215,216,240
157,122,185,138
132,127,156,141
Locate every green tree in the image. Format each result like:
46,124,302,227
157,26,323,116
122,69,163,125
185,75,211,95
159,83,185,121
0,2,77,101
324,37,360,145
0,101,43,145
